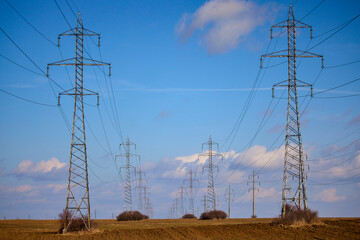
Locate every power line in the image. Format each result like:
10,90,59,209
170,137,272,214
298,0,326,21
314,93,360,99
0,26,65,91
311,151,360,173
0,88,57,107
325,59,360,69
313,77,360,96
53,0,73,29
4,0,57,46
308,14,360,51
308,138,360,162
308,172,360,185
0,24,72,133
0,53,44,76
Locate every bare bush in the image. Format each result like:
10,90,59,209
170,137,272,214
274,204,318,225
182,214,197,219
58,209,96,233
200,210,227,220
116,211,149,221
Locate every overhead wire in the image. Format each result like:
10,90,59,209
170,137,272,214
307,14,360,51
0,53,44,76
0,25,72,132
4,0,58,47
0,88,57,107
325,59,360,69
0,27,65,91
307,172,360,185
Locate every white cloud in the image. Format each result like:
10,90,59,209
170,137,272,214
14,158,66,174
46,184,66,193
238,187,279,202
176,0,278,54
162,166,187,179
224,145,285,169
176,153,199,164
15,184,33,193
315,188,346,202
12,157,67,180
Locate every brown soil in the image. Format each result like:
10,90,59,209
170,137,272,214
0,218,359,240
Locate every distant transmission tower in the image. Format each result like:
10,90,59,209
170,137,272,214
247,171,259,218
224,184,234,219
177,186,186,217
47,13,110,232
201,193,207,213
117,137,138,211
135,168,147,212
143,187,153,218
199,137,223,211
183,168,199,215
260,5,323,217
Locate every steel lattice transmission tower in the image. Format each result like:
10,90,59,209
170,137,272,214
135,168,147,212
183,168,199,215
117,137,138,211
199,137,223,211
176,186,186,217
260,5,323,217
47,13,110,232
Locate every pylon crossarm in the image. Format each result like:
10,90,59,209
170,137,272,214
59,28,77,37
294,20,312,29
82,57,110,65
295,50,323,58
82,28,100,36
273,79,312,88
271,20,287,29
48,57,76,66
261,50,288,58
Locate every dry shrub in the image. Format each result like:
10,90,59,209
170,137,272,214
58,209,96,233
182,214,197,219
275,204,318,225
251,215,257,218
116,211,149,221
200,210,227,220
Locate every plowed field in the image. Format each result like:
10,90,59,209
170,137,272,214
0,218,359,240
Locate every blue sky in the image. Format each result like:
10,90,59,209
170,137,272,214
0,0,359,219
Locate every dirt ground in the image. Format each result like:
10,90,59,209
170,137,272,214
0,218,359,240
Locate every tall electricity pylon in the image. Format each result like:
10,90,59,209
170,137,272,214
117,137,138,211
183,168,199,215
199,137,223,211
247,171,259,218
260,5,323,217
47,13,110,232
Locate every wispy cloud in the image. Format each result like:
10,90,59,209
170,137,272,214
156,110,171,121
347,114,360,128
12,157,67,181
176,0,278,54
314,188,346,202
